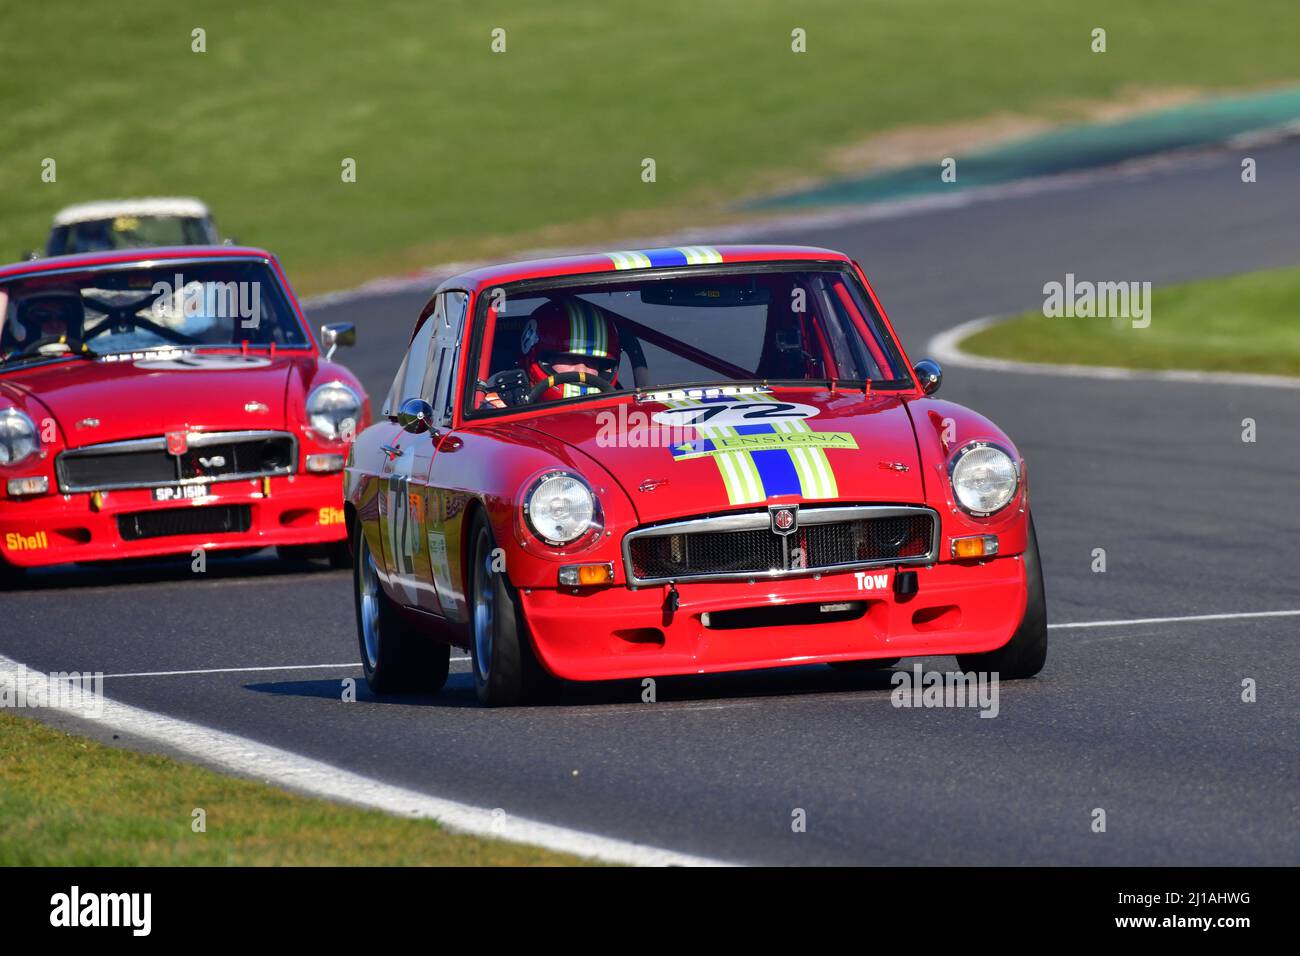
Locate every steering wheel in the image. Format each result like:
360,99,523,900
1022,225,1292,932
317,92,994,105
527,370,616,403
13,334,94,358
81,293,204,346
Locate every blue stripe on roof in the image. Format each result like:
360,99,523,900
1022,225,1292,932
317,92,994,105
643,248,690,268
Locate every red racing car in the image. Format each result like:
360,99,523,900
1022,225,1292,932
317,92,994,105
346,245,1045,705
0,245,369,584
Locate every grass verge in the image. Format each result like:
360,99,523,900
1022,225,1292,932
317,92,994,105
960,264,1300,378
0,711,591,865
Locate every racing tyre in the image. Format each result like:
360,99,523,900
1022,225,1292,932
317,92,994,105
828,658,900,671
353,526,449,694
955,513,1047,679
467,511,558,707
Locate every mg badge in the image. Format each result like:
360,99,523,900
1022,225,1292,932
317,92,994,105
770,505,797,536
166,430,189,456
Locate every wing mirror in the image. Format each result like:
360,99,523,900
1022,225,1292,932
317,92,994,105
913,359,942,395
320,322,357,361
397,397,435,434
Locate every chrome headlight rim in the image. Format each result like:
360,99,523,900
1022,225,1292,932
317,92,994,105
947,440,1020,517
0,408,39,466
521,469,602,548
306,381,361,442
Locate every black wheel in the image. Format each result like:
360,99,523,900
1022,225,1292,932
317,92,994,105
955,513,1047,679
828,658,900,671
467,512,557,706
353,525,449,694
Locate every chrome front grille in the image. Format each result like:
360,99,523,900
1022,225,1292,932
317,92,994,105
623,505,939,585
56,430,296,493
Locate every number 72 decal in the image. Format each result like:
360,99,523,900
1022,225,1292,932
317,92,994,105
651,401,819,428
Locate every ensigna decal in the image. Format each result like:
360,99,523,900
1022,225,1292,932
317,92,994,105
658,395,846,504
671,431,858,461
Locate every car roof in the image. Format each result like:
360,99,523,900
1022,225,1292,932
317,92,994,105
0,245,276,281
435,244,854,294
52,197,212,226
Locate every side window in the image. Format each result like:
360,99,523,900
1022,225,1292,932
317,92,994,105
383,308,438,416
424,291,468,424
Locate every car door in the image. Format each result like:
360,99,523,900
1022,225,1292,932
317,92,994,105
383,291,470,615
377,304,439,606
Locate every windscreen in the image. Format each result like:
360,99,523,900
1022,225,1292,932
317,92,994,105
469,266,908,412
0,260,308,367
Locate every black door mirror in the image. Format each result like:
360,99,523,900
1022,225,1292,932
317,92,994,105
397,397,434,433
320,322,357,360
913,359,942,395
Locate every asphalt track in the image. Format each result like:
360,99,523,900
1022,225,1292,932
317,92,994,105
5,137,1299,865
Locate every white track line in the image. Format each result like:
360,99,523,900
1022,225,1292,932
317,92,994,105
1048,608,1300,630
927,315,1300,390
101,658,469,679
94,610,1298,679
0,651,727,867
102,663,360,679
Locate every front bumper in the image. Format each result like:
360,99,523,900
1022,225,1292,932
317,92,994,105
520,556,1028,681
0,472,347,569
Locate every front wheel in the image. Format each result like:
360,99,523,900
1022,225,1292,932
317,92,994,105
467,512,557,706
955,514,1047,679
353,526,449,694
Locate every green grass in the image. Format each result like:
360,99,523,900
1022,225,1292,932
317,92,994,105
0,712,590,865
961,264,1300,378
2,2,1299,292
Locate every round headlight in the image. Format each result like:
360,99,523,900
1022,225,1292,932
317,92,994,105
0,409,38,465
950,442,1019,515
307,382,360,441
524,472,597,545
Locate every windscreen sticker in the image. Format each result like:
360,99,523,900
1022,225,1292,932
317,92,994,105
135,354,272,371
662,394,845,504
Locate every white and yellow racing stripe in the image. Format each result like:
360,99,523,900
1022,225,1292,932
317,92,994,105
678,245,724,265
747,392,839,499
608,251,653,270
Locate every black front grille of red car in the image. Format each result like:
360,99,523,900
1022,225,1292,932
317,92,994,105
117,505,252,541
60,448,177,489
57,432,295,492
625,507,937,584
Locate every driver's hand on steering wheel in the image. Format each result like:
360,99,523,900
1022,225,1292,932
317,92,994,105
551,359,618,381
